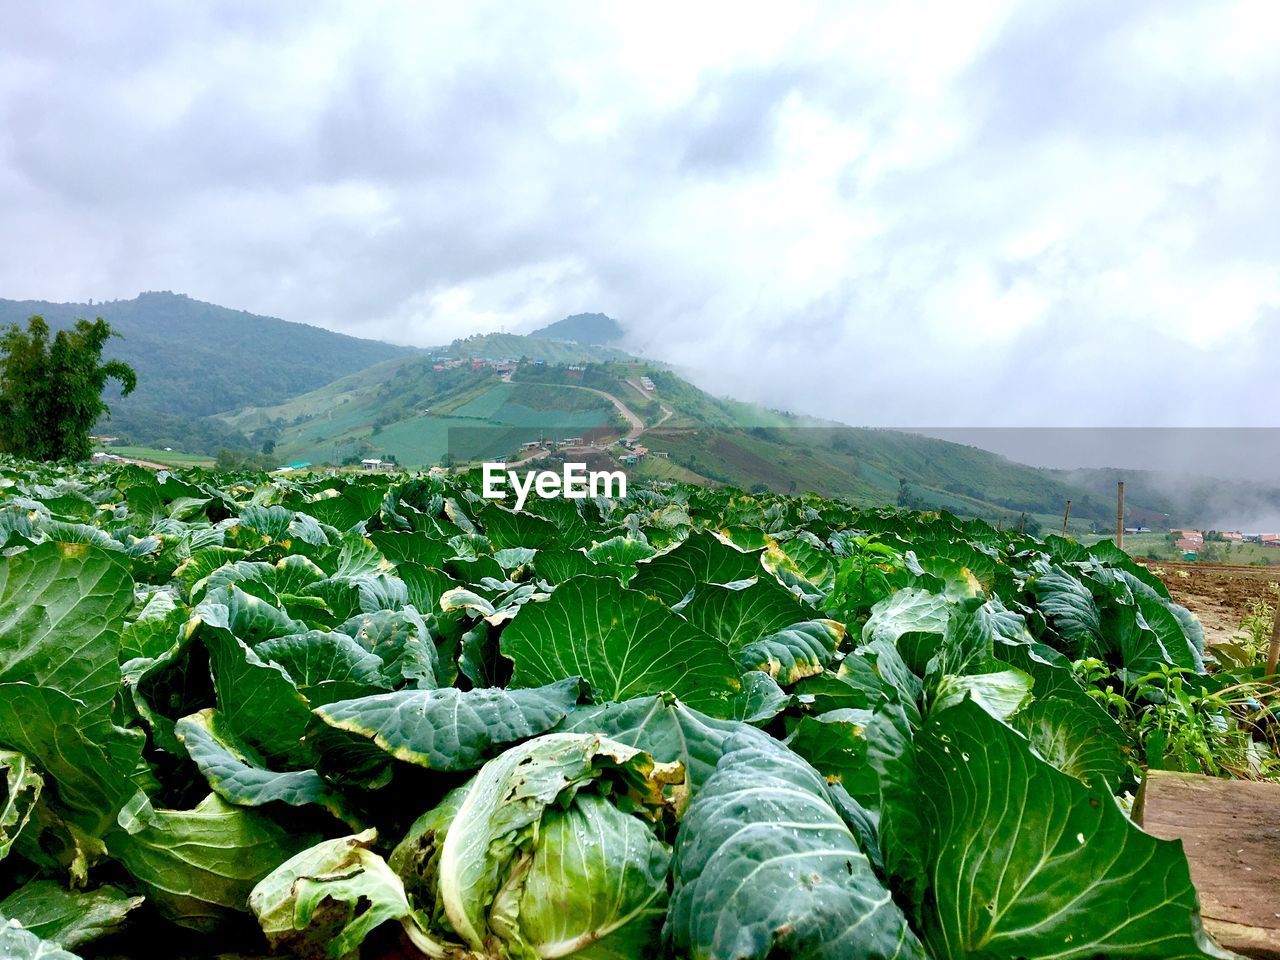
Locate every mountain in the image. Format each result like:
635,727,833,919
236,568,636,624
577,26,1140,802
440,331,632,363
0,292,416,451
206,336,1117,530
220,353,629,468
219,333,1280,532
528,312,624,345
7,293,1272,531
1050,467,1280,533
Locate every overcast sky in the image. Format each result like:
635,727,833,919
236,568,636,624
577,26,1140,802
3,1,1279,432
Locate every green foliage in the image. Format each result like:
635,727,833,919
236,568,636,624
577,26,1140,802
0,457,1263,957
0,292,413,452
668,733,924,960
0,316,137,461
528,311,625,344
907,699,1231,959
1074,658,1279,780
212,448,276,471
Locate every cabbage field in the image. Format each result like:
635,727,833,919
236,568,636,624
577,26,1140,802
0,459,1268,959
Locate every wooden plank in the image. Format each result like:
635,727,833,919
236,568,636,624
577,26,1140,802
1135,770,1280,958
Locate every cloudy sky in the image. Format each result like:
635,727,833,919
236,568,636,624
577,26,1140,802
2,1,1278,430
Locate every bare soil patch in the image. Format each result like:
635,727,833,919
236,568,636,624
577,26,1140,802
1137,560,1280,647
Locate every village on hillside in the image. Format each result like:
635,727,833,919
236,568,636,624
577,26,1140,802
1168,528,1280,559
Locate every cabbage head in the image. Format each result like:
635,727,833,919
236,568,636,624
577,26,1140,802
394,732,681,960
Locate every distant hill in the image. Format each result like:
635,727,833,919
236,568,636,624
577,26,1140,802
8,293,1274,530
231,342,1280,531
438,331,633,364
1050,466,1280,533
528,312,624,345
220,350,627,468
0,292,416,452
208,338,1124,529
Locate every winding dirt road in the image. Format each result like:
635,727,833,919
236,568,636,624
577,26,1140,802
505,381,664,466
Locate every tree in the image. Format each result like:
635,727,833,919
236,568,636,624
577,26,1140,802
0,316,137,461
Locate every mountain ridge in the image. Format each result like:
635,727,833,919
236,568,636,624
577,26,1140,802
0,291,417,451
527,312,624,345
5,292,1275,530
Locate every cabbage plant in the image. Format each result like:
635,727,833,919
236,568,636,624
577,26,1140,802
396,732,680,960
251,732,680,960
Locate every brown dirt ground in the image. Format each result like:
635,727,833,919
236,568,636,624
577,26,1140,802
1136,560,1280,647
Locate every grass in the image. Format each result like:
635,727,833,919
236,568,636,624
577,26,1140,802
447,383,515,418
104,445,216,468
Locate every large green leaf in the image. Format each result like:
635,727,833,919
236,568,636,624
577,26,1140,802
630,530,764,606
482,505,561,549
907,699,1231,959
667,733,925,960
0,542,134,725
500,576,742,717
498,793,671,960
737,619,843,685
584,535,656,584
931,667,1034,720
679,578,814,652
195,583,306,644
557,694,771,795
762,532,835,599
789,698,927,911
195,555,326,606
862,588,951,672
1111,569,1204,671
1026,563,1102,657
368,531,456,569
117,593,184,662
0,922,82,960
336,607,439,689
202,627,313,767
175,708,351,819
0,880,142,950
295,485,385,532
312,678,582,771
255,630,393,706
109,793,316,932
786,709,875,796
532,548,598,584
1,749,42,861
905,538,999,597
725,669,790,724
1009,697,1129,787
0,684,142,839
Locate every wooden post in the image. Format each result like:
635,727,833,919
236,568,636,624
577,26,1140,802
1266,599,1280,677
1061,500,1072,537
1115,481,1125,547
1019,512,1026,533
996,518,1003,532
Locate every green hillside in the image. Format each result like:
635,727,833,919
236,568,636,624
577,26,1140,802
9,294,1268,530
0,292,416,452
225,343,1124,529
439,331,632,363
528,311,624,344
222,353,625,467
1050,466,1280,530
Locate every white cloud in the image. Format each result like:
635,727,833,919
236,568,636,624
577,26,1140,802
1,0,1277,426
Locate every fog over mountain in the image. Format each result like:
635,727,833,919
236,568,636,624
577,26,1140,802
3,2,1278,436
